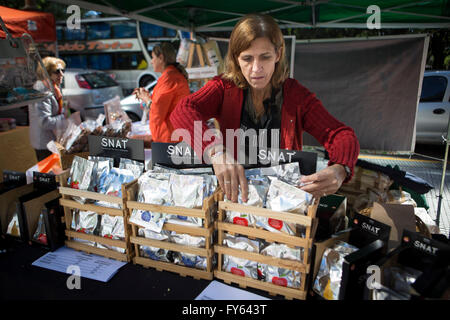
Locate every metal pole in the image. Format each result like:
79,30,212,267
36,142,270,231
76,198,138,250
436,140,449,227
436,113,450,227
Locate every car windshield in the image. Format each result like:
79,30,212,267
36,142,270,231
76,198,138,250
81,72,118,89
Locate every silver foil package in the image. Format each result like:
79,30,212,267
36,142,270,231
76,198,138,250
71,210,99,247
119,158,144,179
138,228,171,262
68,156,95,204
225,175,270,227
167,174,205,227
254,177,312,235
129,172,171,232
247,162,301,186
6,212,21,237
258,243,303,288
32,213,47,245
313,241,359,300
96,214,125,253
222,234,261,279
95,167,135,208
172,252,207,270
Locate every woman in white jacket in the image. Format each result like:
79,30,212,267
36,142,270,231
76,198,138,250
28,57,69,161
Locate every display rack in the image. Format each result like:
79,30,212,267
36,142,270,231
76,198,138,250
58,170,134,262
125,180,219,280
214,199,319,300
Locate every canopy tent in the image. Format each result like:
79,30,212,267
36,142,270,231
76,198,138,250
0,6,56,42
48,0,450,31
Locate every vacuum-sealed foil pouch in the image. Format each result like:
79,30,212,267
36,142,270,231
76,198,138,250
32,213,47,245
249,162,301,186
88,156,113,192
170,174,204,208
170,231,205,248
225,175,269,227
68,156,95,204
96,167,135,208
255,178,312,235
258,243,303,288
6,212,21,237
119,158,144,179
259,264,302,288
172,252,207,270
129,173,172,232
71,210,99,247
222,234,261,279
313,241,359,300
140,246,171,262
138,228,171,241
96,215,125,253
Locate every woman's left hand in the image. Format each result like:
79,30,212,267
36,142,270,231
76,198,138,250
133,87,151,105
298,164,347,200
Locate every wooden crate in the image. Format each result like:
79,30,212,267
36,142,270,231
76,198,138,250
58,170,134,262
124,180,217,280
214,198,319,300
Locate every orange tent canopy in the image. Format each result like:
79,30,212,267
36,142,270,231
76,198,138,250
0,5,56,42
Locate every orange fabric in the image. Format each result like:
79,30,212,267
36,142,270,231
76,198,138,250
37,153,61,174
0,6,56,42
53,83,63,114
149,65,190,143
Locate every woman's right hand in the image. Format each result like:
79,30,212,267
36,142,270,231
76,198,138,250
211,149,248,203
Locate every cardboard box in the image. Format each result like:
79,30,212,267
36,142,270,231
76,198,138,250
311,213,391,300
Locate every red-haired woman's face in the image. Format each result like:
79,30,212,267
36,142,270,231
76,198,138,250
237,37,280,91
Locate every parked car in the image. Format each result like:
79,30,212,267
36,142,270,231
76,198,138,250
62,69,123,120
120,79,157,122
416,70,450,145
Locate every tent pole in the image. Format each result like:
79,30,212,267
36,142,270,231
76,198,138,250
436,113,450,228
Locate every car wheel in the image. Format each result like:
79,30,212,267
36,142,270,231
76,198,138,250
126,111,140,122
139,75,156,88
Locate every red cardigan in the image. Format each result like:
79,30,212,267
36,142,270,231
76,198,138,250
170,76,360,179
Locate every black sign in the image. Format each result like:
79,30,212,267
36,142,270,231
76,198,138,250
151,141,317,174
3,170,26,187
88,135,145,164
350,213,391,248
33,172,57,191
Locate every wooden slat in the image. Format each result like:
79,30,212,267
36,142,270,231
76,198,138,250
214,270,306,300
219,201,312,227
128,220,212,237
59,198,123,216
65,230,127,249
216,221,312,248
127,201,205,218
130,236,212,257
215,245,308,273
59,187,123,204
134,256,213,280
65,240,128,262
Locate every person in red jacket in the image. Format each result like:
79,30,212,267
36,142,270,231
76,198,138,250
170,14,360,203
134,42,190,143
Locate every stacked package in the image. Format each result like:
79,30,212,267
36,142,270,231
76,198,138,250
129,165,217,270
67,156,144,250
221,162,313,289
